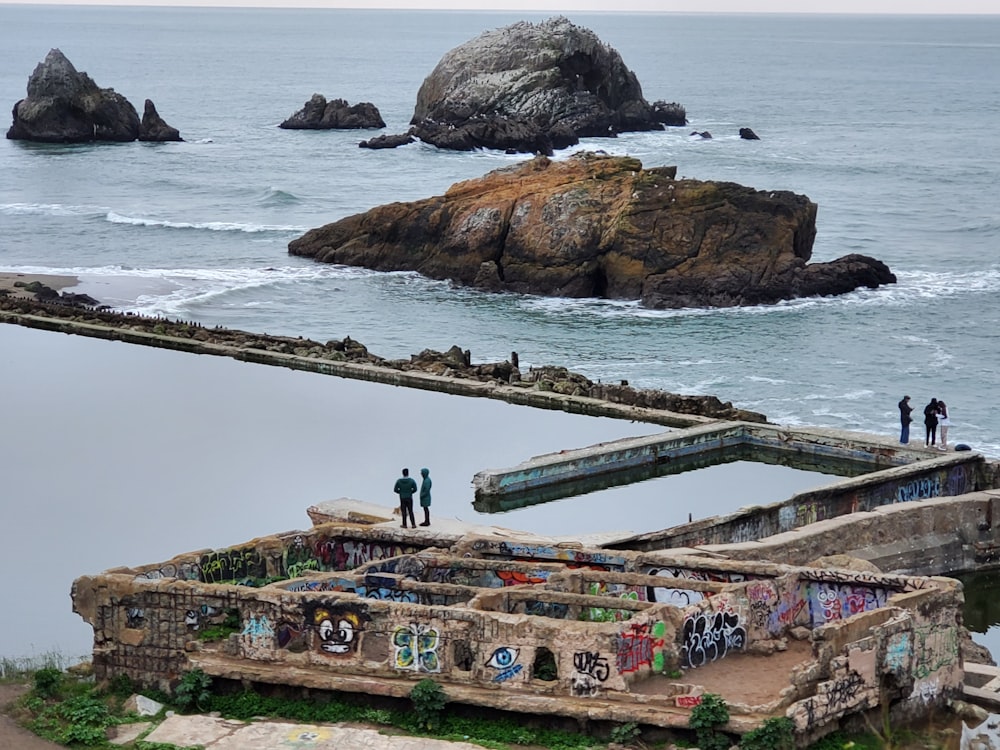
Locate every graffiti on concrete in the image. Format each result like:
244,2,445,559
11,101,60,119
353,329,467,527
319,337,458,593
681,611,747,669
135,561,201,581
884,631,911,674
200,547,266,584
806,582,888,626
616,622,653,674
913,624,959,679
305,602,370,657
570,650,610,697
485,646,523,682
895,476,942,504
312,538,417,572
393,622,441,673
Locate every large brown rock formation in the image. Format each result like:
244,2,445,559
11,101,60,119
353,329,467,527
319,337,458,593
288,152,895,309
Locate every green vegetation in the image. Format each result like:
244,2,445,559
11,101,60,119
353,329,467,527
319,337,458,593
0,650,87,682
741,716,795,750
196,608,241,642
410,678,447,731
174,669,213,712
7,663,957,750
688,693,731,750
609,720,641,746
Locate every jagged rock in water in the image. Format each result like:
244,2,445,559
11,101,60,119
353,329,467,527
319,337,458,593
359,133,415,149
740,127,761,140
407,16,671,153
138,99,182,142
280,94,386,130
652,100,687,126
7,48,141,143
289,151,895,309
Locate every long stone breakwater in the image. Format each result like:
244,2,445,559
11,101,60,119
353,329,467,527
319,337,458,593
0,295,765,427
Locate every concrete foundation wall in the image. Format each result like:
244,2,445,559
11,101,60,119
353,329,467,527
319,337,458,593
72,525,964,737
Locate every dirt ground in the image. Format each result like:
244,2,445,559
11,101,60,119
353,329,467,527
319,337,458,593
631,638,815,707
683,638,815,706
0,684,62,749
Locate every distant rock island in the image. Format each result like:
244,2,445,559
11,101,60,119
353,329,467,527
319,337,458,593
279,94,385,130
289,151,895,309
6,49,182,143
372,16,686,155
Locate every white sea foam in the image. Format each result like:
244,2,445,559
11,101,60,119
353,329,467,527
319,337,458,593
104,211,307,234
0,202,105,217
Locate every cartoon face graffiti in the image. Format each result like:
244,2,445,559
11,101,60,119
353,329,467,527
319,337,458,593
304,603,369,656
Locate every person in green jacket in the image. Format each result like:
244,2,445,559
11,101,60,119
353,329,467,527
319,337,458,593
419,468,432,527
393,468,417,528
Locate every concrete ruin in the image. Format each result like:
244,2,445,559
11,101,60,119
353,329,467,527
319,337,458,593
72,519,966,744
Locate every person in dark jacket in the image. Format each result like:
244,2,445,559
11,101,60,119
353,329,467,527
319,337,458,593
923,398,939,447
394,468,417,528
898,395,913,444
419,467,432,527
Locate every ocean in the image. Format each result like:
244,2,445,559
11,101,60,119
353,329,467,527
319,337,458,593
1,6,999,661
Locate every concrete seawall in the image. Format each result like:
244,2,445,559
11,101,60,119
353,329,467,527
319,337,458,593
0,307,716,429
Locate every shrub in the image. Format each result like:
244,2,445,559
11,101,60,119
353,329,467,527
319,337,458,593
689,692,731,750
32,668,64,698
173,668,213,712
609,720,641,746
410,678,447,731
742,716,795,750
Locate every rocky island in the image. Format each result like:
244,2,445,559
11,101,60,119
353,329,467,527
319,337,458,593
289,151,895,309
6,48,181,143
280,94,385,130
373,16,685,154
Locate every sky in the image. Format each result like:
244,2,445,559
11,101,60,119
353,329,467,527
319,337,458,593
0,0,996,13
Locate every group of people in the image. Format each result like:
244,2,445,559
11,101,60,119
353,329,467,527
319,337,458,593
393,467,432,528
898,395,952,449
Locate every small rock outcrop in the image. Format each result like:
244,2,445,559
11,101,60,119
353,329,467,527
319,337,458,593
289,151,895,309
359,133,415,149
402,17,672,154
138,99,182,142
739,127,760,140
6,49,180,143
279,94,386,130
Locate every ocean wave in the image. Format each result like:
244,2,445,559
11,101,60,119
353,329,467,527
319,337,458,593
0,202,105,217
257,187,302,206
105,211,307,234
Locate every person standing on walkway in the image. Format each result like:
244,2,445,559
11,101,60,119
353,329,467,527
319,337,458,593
898,395,913,444
419,467,432,527
923,398,940,447
394,468,417,529
938,401,951,450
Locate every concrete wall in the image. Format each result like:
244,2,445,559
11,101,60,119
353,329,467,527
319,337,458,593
72,525,964,738
611,453,984,553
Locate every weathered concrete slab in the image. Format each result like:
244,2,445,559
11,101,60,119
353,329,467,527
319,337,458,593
143,715,503,749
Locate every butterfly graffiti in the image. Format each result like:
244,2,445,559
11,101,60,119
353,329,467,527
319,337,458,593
392,622,441,673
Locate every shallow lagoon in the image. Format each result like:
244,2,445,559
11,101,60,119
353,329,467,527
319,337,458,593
0,324,839,661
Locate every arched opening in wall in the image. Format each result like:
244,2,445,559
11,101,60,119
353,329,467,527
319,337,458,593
532,647,558,681
453,639,473,671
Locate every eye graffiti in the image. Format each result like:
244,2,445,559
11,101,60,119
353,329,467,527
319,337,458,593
485,646,523,682
303,602,369,656
392,622,441,673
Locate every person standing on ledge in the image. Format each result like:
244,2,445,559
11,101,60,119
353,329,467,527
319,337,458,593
937,401,951,450
419,467,432,527
394,468,417,529
923,397,940,448
898,395,913,444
